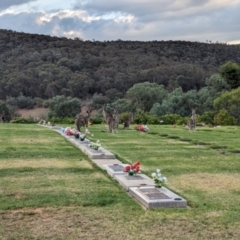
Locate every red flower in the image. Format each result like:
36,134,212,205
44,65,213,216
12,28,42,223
135,165,140,172
124,165,131,172
124,161,141,173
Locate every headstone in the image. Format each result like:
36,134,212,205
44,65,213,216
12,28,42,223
129,186,187,208
103,164,129,177
82,146,115,159
114,174,155,191
92,159,123,170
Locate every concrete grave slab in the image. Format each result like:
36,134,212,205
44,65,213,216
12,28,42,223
92,159,123,170
129,186,187,208
103,163,129,177
114,174,155,191
82,146,115,159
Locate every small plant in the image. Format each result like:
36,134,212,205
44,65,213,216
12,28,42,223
89,140,101,150
151,169,167,188
124,161,140,175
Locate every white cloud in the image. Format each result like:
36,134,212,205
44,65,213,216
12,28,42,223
0,0,239,43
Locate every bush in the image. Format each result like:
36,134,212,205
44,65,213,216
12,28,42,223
17,95,36,109
147,115,160,124
120,112,133,124
10,117,36,124
159,114,184,125
214,109,237,125
35,97,44,107
176,117,189,125
198,111,216,125
45,95,81,118
89,116,103,124
0,101,11,122
134,110,148,124
48,117,75,124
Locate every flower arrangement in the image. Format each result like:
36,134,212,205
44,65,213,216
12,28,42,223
88,140,101,150
151,169,167,188
137,125,149,132
124,161,140,175
79,133,86,141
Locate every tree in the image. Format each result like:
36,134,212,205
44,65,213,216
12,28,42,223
45,95,81,118
219,62,240,89
0,101,11,122
214,87,240,125
111,99,136,113
205,74,231,98
150,87,202,116
126,82,168,112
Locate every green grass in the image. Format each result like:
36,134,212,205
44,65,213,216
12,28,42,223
0,123,240,239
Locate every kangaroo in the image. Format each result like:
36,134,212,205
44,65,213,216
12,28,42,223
75,109,92,132
123,112,133,129
187,108,197,131
102,105,119,133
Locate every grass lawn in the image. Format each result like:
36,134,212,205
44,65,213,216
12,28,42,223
0,123,240,239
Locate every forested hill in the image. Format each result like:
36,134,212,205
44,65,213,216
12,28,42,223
0,29,240,101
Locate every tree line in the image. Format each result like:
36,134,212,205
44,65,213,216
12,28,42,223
0,29,240,125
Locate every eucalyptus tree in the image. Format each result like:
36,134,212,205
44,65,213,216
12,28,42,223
111,98,136,113
44,95,81,118
205,73,231,98
214,87,240,124
126,81,168,112
219,61,240,89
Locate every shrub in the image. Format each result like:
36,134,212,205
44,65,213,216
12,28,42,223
48,117,75,124
198,111,216,125
10,117,36,124
120,112,133,124
159,114,184,125
214,109,237,125
89,116,103,124
45,95,81,118
147,115,160,124
16,95,36,109
134,110,148,124
0,101,11,122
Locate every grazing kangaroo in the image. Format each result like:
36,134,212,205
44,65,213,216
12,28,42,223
0,110,5,123
187,108,197,131
123,112,133,129
75,110,92,132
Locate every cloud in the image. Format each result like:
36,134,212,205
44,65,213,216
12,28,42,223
0,0,239,44
0,0,37,10
73,0,238,19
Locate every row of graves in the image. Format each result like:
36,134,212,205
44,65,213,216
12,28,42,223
39,124,187,209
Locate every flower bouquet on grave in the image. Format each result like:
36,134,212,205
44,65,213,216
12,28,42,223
137,125,149,132
151,169,167,188
124,161,140,176
88,140,101,150
79,133,86,141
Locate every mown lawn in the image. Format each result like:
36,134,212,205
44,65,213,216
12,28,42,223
0,123,240,240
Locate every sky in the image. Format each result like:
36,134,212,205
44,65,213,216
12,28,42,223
0,0,240,44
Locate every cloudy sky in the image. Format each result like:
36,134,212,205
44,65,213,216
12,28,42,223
0,0,240,44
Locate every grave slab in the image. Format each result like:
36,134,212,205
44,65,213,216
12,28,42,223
103,163,129,177
82,146,115,159
50,126,61,130
114,173,155,191
92,159,123,170
129,186,187,208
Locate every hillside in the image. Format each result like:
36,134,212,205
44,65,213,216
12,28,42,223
1,29,240,101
